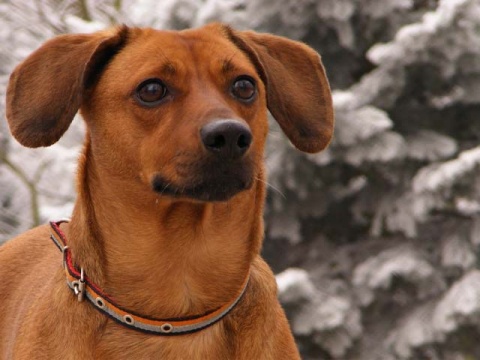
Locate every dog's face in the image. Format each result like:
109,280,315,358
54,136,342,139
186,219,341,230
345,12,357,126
83,27,267,202
6,23,334,203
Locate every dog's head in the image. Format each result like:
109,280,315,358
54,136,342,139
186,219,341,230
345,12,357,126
6,24,333,202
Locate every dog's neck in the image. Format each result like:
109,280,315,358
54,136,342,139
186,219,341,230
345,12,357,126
67,140,265,319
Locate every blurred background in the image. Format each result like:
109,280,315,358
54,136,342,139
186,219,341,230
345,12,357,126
1,0,480,358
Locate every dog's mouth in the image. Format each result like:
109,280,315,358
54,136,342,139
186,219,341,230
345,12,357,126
150,159,255,202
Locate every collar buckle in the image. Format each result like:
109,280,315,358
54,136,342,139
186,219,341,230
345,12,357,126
72,267,86,302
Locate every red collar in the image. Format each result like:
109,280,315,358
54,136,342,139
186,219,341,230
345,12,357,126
50,220,250,335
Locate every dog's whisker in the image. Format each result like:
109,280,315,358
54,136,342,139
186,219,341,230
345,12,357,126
255,177,286,199
160,182,171,195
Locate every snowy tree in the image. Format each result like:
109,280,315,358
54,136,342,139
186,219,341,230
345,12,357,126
2,0,480,358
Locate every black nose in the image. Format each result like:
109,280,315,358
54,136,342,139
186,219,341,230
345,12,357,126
200,120,252,159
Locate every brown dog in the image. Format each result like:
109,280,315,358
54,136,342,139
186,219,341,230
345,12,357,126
0,23,333,359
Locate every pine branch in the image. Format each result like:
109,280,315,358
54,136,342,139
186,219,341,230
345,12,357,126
0,155,41,227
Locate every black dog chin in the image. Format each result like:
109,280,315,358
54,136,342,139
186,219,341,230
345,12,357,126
151,173,253,202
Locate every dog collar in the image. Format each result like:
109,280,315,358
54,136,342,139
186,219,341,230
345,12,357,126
49,220,249,335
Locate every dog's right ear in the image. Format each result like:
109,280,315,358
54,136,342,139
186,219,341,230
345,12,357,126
6,26,129,148
224,26,334,154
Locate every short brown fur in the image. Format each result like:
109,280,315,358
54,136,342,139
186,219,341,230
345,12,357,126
0,23,333,359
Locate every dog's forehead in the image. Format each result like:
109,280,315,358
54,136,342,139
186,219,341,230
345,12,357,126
120,26,251,70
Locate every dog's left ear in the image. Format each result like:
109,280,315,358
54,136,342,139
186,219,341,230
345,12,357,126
226,28,334,153
6,26,128,148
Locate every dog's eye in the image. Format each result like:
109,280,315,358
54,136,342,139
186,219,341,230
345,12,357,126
136,79,168,105
231,77,256,102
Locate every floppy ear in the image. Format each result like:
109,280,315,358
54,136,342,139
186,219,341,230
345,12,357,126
226,28,334,153
6,26,128,148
